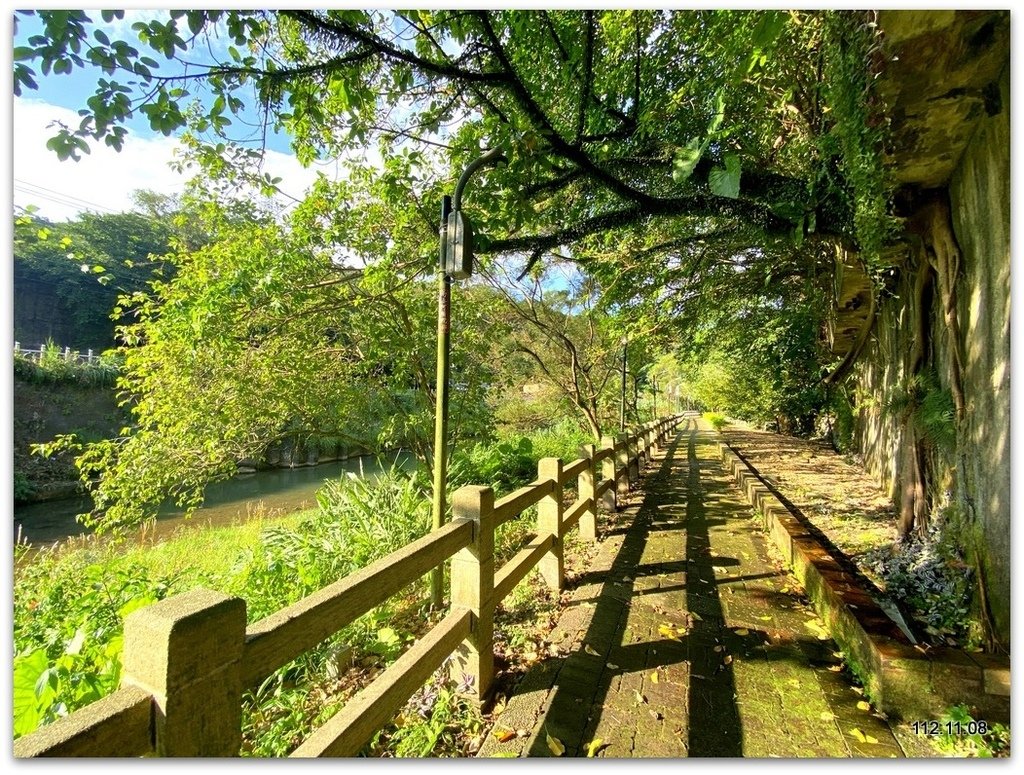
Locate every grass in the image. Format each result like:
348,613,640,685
14,421,604,755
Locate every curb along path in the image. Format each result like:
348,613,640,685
478,418,905,758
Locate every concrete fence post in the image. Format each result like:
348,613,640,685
450,485,495,703
616,433,630,499
578,443,597,540
537,457,565,590
600,435,617,512
121,588,246,756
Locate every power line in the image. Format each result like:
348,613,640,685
13,186,117,216
14,178,120,214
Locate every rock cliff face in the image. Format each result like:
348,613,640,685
843,11,1010,647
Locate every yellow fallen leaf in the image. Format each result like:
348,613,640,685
496,728,517,743
546,731,565,756
828,665,843,672
586,738,604,757
735,628,749,637
856,701,871,711
584,644,600,656
650,671,659,684
723,655,733,665
658,624,683,641
849,728,877,744
607,663,619,670
634,690,647,704
758,616,772,621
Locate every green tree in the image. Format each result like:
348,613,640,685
14,10,894,270
14,207,176,348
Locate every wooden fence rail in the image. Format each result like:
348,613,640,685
14,415,683,758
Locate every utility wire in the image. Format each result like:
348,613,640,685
14,178,119,214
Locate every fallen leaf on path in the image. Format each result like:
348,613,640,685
634,690,647,704
713,645,724,653
586,738,605,757
607,663,619,670
723,655,733,665
584,644,600,656
828,665,842,672
495,728,517,743
546,731,565,756
856,701,871,711
849,728,878,744
658,624,684,641
650,671,659,684
735,628,749,636
758,616,772,621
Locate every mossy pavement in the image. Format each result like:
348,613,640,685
478,417,907,758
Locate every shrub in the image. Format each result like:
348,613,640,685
703,411,728,431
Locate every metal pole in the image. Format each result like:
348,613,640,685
619,337,627,432
430,195,452,609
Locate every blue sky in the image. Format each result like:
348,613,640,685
10,10,326,221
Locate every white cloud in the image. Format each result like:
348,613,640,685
12,97,331,221
13,98,190,220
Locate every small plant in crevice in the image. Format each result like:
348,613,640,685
934,704,1010,758
885,371,957,452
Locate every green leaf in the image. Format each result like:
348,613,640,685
13,649,49,737
709,153,741,199
752,12,787,50
672,140,705,184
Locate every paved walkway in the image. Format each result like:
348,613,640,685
479,418,905,758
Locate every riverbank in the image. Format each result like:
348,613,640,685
14,452,415,546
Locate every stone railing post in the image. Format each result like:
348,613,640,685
578,443,597,540
537,457,565,590
600,435,617,512
616,433,630,499
628,429,640,482
450,485,495,702
121,588,246,756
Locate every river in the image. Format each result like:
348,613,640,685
13,452,417,547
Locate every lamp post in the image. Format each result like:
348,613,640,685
619,336,628,432
430,147,505,608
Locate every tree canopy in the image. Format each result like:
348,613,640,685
15,9,901,530
14,9,894,270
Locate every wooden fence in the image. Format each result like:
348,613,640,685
15,415,682,758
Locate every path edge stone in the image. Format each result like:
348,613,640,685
714,433,1009,724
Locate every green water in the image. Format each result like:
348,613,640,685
13,452,416,547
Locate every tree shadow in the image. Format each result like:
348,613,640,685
514,420,746,757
